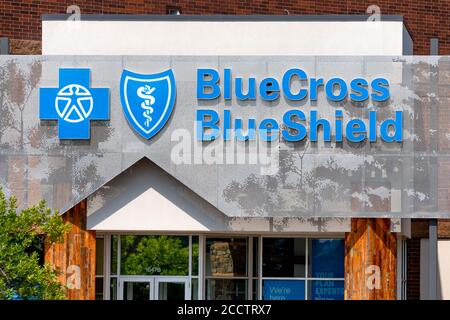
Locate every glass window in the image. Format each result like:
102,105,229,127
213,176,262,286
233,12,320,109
252,237,259,277
123,281,150,300
206,238,247,277
95,237,105,300
192,236,199,276
260,237,344,300
111,235,118,275
263,238,306,277
191,278,199,300
96,238,104,276
120,235,189,276
308,280,344,300
308,239,344,278
95,277,104,300
206,279,247,300
158,282,185,300
110,278,117,300
252,279,259,300
262,280,305,300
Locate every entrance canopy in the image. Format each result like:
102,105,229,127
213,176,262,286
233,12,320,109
0,55,448,218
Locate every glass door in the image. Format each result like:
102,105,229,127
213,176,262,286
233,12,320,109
119,278,154,300
118,277,189,300
155,277,190,300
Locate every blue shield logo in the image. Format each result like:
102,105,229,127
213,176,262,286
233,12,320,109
120,69,176,140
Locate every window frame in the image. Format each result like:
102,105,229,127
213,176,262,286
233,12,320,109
259,235,345,300
95,235,106,300
204,236,250,300
104,233,199,300
98,233,345,301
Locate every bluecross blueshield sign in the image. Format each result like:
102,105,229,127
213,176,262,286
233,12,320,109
39,66,402,144
39,68,109,139
196,69,402,143
0,56,447,219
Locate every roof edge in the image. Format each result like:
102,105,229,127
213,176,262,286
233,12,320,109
42,14,404,22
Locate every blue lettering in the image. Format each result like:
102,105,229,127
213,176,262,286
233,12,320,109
223,109,232,141
259,118,279,141
235,118,256,140
310,110,331,142
335,109,343,142
371,78,390,102
326,78,348,102
259,77,280,101
197,69,220,99
282,110,307,142
380,111,403,142
310,78,324,101
369,110,377,142
196,109,220,140
350,78,369,102
235,77,256,100
346,119,367,142
282,69,308,101
224,69,232,100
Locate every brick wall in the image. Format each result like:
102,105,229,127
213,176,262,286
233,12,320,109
407,238,421,300
1,0,450,55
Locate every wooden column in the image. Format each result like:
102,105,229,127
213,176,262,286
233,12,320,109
45,199,96,300
344,218,397,300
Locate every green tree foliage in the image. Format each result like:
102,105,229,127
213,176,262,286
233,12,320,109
0,188,70,299
120,236,198,276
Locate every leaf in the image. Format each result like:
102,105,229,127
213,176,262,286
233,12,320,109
0,188,68,300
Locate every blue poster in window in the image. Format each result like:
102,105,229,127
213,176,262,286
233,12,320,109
263,280,305,300
311,239,344,278
310,280,344,300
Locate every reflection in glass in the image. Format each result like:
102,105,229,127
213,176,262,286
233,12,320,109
110,278,117,300
253,237,259,276
191,278,199,300
158,282,185,300
111,235,118,275
192,236,199,276
206,279,247,300
263,238,306,277
253,279,258,300
123,282,150,300
95,277,103,300
96,238,104,276
308,280,344,300
120,235,189,276
206,238,247,277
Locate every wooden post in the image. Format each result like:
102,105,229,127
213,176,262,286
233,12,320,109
44,199,96,300
344,218,397,300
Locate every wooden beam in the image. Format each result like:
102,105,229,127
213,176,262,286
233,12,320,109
44,199,96,300
344,218,397,300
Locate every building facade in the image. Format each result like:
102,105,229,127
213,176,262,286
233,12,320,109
1,1,450,301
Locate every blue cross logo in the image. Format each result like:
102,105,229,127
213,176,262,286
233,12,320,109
40,68,109,139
